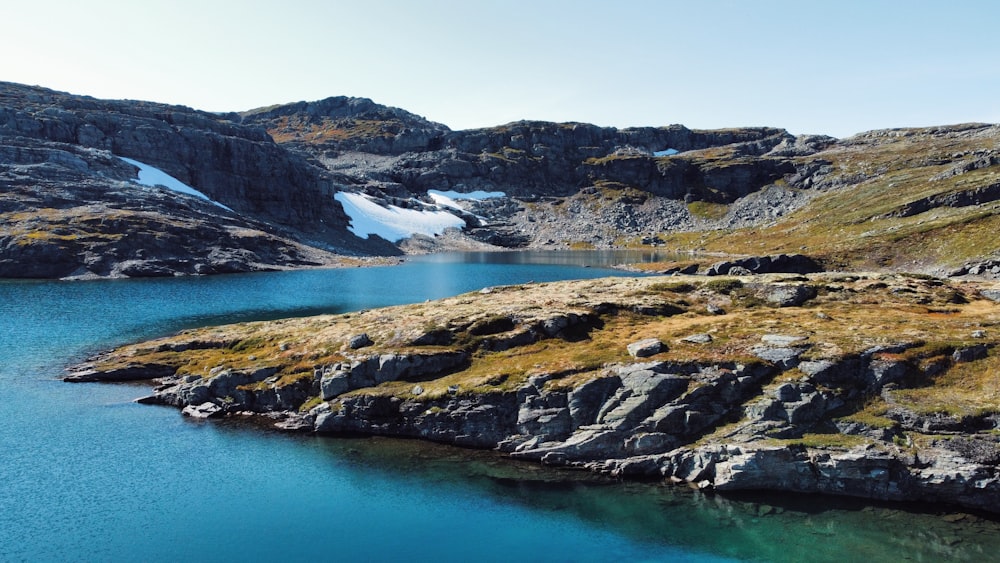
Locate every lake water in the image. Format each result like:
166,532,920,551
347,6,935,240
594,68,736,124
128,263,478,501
2,251,999,562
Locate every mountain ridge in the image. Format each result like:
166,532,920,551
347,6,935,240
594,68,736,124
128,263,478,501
3,80,1000,279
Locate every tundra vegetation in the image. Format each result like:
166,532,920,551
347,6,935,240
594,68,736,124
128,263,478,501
71,273,1000,512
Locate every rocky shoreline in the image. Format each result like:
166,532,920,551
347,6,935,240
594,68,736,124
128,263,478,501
68,273,1000,513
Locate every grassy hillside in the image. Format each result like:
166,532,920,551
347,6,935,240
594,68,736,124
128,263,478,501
648,125,1000,271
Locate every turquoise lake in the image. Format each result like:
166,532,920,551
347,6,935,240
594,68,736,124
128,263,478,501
2,251,999,562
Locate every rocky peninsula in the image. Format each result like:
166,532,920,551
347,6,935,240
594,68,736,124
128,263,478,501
69,272,1000,513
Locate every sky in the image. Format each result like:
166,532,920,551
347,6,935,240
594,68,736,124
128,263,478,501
3,0,999,138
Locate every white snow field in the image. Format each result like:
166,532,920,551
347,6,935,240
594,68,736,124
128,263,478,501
119,156,234,212
426,189,505,211
334,192,467,241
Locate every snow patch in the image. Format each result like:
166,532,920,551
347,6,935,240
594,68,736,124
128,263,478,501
653,148,679,157
334,192,466,242
427,189,505,211
119,157,234,212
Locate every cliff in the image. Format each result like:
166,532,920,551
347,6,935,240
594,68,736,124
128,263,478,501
69,273,1000,513
0,82,396,278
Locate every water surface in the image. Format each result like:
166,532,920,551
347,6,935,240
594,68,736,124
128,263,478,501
1,253,998,561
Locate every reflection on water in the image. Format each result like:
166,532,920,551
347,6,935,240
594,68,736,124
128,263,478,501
302,432,1000,563
410,249,697,269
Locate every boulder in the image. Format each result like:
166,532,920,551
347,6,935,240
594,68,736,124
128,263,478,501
706,254,822,276
681,333,713,344
797,359,837,378
762,284,817,307
627,338,666,358
952,344,989,363
349,333,374,349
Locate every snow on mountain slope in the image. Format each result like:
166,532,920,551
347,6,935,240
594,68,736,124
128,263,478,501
119,157,234,212
334,192,466,242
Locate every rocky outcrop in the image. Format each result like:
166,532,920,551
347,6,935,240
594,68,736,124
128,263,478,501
70,274,1000,513
239,96,451,155
705,254,823,276
0,136,351,278
888,181,1000,218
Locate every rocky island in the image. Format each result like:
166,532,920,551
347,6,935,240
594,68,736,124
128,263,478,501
69,272,1000,513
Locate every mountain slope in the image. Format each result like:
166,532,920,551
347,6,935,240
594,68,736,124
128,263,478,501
0,82,397,278
3,81,1000,279
252,94,1000,275
649,124,1000,273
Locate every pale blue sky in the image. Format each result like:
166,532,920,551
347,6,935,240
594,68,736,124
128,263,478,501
4,0,998,137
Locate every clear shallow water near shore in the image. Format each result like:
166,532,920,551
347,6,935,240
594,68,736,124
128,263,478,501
2,252,999,562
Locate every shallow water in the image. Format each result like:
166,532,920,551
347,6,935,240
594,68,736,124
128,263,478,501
1,253,998,562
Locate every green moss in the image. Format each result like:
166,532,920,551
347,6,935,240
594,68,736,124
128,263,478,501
299,395,323,413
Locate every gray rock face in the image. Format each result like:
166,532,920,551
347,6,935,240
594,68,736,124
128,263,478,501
247,100,814,223
979,289,1000,301
314,392,519,448
316,351,468,401
320,367,351,400
752,346,806,369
